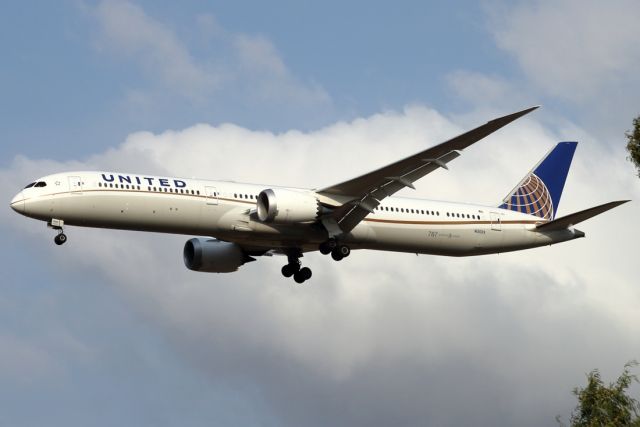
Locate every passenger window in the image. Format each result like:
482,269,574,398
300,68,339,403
197,191,200,195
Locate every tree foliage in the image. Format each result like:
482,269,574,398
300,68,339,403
561,361,640,427
626,116,640,177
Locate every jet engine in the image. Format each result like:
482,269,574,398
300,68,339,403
183,238,251,273
257,188,321,224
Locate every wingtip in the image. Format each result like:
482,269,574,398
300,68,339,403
514,105,541,116
489,105,540,125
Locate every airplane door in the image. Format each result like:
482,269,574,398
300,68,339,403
490,212,502,231
68,176,83,194
205,186,218,205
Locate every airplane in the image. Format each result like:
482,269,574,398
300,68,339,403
9,106,629,283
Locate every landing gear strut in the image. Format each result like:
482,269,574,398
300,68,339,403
319,238,350,261
48,219,67,246
281,251,312,283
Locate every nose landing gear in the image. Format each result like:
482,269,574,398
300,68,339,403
48,219,67,246
54,232,67,246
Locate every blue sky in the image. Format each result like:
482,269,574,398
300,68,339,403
2,0,517,163
2,1,640,426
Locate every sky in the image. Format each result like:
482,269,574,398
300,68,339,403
1,1,640,426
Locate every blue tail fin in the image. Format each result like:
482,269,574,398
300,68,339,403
499,141,577,220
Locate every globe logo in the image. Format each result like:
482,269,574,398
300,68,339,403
503,174,553,220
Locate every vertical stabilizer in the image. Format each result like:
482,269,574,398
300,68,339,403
499,141,577,220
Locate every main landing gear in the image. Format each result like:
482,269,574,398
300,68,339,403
319,238,350,261
281,239,350,284
48,219,67,246
281,251,312,284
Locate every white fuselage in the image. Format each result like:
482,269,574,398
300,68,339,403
10,171,583,256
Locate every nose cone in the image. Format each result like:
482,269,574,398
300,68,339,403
10,192,25,214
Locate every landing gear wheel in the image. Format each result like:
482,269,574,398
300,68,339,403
281,263,299,278
319,239,337,255
319,242,331,255
337,245,350,258
294,267,312,283
331,245,350,261
54,233,67,246
300,267,312,280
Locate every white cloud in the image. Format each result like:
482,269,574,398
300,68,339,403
94,0,220,100
2,106,639,426
489,0,640,102
91,0,330,108
446,70,525,108
232,34,330,107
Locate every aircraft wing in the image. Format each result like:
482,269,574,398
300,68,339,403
317,106,540,234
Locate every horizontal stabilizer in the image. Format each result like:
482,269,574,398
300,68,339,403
535,200,630,231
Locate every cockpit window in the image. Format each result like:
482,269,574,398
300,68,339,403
34,182,47,187
24,182,36,189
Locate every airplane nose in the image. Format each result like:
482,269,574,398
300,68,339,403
10,192,25,214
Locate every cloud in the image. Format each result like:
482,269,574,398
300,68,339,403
446,70,525,108
2,106,639,426
489,0,640,103
91,1,330,109
94,0,220,100
232,34,330,107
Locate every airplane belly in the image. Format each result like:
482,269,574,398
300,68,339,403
59,193,205,234
361,222,480,255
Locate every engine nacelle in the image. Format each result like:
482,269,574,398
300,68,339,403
183,238,249,273
257,188,320,224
